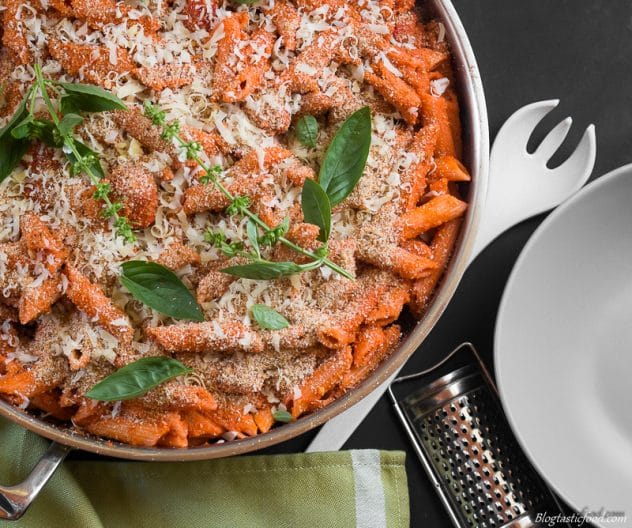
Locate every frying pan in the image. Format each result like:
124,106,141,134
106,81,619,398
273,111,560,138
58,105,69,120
0,0,489,519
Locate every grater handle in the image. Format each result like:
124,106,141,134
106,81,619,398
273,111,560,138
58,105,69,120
388,342,496,402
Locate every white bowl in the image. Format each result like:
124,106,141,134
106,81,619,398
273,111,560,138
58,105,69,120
496,164,632,527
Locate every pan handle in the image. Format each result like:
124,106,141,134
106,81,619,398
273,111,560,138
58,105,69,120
0,442,71,521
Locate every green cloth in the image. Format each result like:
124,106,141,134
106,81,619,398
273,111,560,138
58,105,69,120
0,418,409,528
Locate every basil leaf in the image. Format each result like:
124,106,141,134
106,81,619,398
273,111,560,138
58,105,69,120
33,120,63,148
65,139,105,178
273,410,293,423
0,97,32,182
296,115,319,148
58,113,84,137
246,218,260,258
86,357,192,401
11,117,61,148
58,82,127,112
60,95,79,116
10,115,35,139
221,261,303,280
232,0,258,4
120,261,205,321
301,178,331,242
319,106,372,206
251,304,289,330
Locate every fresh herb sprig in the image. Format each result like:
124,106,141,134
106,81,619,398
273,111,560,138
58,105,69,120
144,103,372,281
144,103,357,280
0,65,135,242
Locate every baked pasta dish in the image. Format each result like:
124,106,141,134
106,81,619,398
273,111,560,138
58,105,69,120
0,0,470,447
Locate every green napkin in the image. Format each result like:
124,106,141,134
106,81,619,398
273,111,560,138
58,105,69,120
0,418,409,528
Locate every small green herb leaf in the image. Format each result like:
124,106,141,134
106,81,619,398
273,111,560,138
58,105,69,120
222,261,303,280
319,106,372,206
120,261,205,321
57,82,127,112
232,0,259,4
86,357,192,401
10,115,36,139
301,178,331,242
28,119,62,148
65,140,105,178
251,304,289,330
0,97,32,182
273,410,293,423
58,113,84,137
15,118,62,148
296,115,319,148
59,95,79,116
246,218,260,258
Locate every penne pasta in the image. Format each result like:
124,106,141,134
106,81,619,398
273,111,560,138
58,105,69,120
112,108,179,160
48,39,136,87
398,194,468,240
254,406,274,434
18,275,62,325
136,63,194,92
183,147,298,215
434,156,472,182
109,162,159,229
366,287,410,326
271,0,300,51
213,16,274,103
83,409,185,448
157,241,201,271
184,409,225,440
147,321,264,354
400,124,438,211
206,400,258,437
289,346,353,419
364,62,421,126
65,265,134,345
21,214,68,274
410,218,463,316
2,0,32,65
342,325,400,389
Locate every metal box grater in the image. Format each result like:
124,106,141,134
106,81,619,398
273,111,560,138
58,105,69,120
388,343,568,528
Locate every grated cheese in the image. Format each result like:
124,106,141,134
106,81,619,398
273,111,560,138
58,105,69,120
430,77,450,97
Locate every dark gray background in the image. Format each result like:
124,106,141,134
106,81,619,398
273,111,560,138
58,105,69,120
71,1,632,525
263,1,632,525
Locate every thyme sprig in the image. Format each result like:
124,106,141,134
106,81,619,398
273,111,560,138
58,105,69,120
0,65,135,242
143,101,356,280
32,66,135,242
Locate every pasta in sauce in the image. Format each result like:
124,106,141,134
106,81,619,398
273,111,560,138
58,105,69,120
0,0,469,447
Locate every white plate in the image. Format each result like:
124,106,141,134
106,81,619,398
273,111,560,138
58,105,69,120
496,164,632,527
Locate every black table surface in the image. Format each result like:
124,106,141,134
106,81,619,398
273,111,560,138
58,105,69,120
70,2,632,526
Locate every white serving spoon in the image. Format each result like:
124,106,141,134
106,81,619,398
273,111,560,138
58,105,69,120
307,100,597,452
